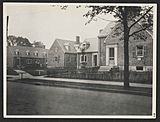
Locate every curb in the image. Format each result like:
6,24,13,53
8,78,152,97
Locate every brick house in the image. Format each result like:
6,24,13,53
98,22,153,72
7,46,48,69
77,38,99,69
47,37,80,69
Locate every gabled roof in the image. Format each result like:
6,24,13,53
99,21,153,39
51,38,77,53
8,46,48,58
83,38,98,52
98,22,118,38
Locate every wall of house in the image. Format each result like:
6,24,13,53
77,52,93,68
64,53,77,69
98,23,153,71
13,57,47,69
47,40,64,68
98,37,107,66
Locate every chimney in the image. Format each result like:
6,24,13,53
76,36,80,44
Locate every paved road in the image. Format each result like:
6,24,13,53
7,81,152,115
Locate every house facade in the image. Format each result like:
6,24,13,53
47,38,79,69
7,46,48,69
77,38,99,69
98,22,153,72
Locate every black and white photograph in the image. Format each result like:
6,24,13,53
3,3,157,118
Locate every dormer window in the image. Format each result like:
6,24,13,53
26,50,30,56
15,49,20,55
43,52,47,57
34,51,38,56
64,42,70,51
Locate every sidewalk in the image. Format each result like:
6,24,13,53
32,76,152,89
7,74,152,96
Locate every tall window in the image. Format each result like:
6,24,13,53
80,55,87,63
34,51,38,56
136,45,144,57
109,48,114,60
15,49,20,55
66,55,70,62
26,59,32,64
26,51,30,56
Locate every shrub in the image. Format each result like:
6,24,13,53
7,67,19,75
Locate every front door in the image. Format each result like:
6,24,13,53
106,45,117,66
93,54,97,66
109,48,115,65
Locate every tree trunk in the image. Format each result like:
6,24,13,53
123,7,130,88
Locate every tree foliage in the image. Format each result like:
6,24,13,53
8,35,32,47
32,41,45,48
83,5,153,88
83,6,153,37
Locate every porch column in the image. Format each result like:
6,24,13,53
115,46,117,66
106,47,109,65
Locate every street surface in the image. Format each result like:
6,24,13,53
7,81,152,115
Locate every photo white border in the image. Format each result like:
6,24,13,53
3,2,157,119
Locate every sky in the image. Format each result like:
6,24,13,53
4,3,116,49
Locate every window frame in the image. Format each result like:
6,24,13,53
136,45,144,57
26,50,30,56
80,55,87,63
34,51,38,57
109,47,115,61
136,66,144,71
26,59,32,64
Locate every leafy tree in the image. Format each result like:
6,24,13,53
84,6,153,88
8,35,32,47
32,41,45,48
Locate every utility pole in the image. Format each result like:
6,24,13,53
6,16,9,43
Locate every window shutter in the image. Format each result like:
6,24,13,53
85,55,87,62
144,45,147,57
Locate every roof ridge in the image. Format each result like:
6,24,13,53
55,38,75,43
55,39,66,53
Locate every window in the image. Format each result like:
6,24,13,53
15,49,20,55
34,51,38,56
35,59,40,64
136,45,144,57
109,48,114,60
136,66,143,71
43,52,47,57
26,51,30,56
26,59,32,64
64,43,70,51
55,57,58,61
80,55,87,63
65,45,70,51
66,55,71,62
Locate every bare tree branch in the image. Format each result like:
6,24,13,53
129,24,152,37
129,6,153,29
